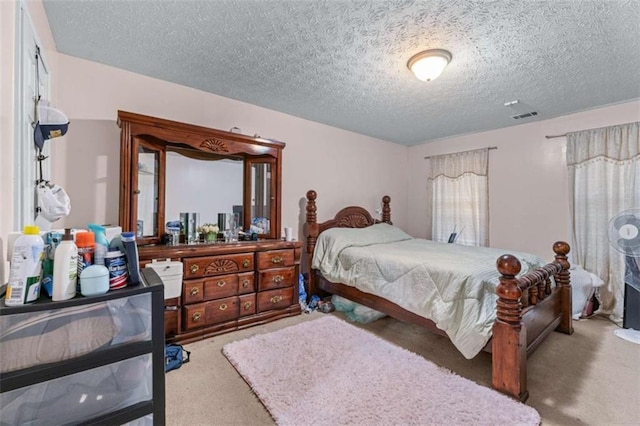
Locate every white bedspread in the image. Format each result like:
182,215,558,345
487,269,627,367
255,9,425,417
312,224,546,358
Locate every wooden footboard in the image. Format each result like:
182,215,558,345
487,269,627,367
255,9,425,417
492,242,572,401
303,190,572,402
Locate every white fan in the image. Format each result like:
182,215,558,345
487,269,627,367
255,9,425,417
608,209,640,344
608,209,640,256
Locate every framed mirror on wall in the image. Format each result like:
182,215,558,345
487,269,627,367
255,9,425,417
118,111,285,244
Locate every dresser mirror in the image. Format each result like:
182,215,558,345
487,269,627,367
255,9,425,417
118,111,284,244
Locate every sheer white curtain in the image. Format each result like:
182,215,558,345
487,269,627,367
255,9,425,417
427,148,489,246
567,122,639,324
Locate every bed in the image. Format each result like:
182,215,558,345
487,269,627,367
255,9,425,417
303,190,573,402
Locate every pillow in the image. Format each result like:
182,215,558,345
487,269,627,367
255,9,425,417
312,224,413,271
319,223,412,246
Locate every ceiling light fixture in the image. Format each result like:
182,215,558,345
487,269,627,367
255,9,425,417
407,49,452,82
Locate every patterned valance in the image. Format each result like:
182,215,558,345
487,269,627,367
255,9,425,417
566,122,639,166
428,148,489,180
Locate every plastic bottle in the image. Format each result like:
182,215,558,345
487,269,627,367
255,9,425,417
52,229,78,301
109,233,125,253
88,224,108,266
120,232,141,286
6,225,45,306
76,231,95,282
41,231,62,297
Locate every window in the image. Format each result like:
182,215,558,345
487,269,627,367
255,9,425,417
567,122,639,324
427,148,489,246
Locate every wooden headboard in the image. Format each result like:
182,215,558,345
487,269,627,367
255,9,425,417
303,190,391,297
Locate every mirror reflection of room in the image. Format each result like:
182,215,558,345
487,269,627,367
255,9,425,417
165,153,243,238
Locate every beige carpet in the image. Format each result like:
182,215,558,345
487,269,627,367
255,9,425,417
166,313,640,425
223,315,540,425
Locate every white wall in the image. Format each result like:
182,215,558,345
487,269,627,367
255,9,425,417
51,53,410,243
407,100,640,260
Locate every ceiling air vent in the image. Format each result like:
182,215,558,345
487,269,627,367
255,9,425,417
504,100,538,120
511,111,538,120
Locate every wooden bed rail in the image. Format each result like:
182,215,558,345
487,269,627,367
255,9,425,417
495,241,572,329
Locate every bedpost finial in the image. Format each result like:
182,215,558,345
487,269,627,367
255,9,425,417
307,190,317,201
553,241,570,270
382,195,390,204
553,241,570,256
497,254,521,277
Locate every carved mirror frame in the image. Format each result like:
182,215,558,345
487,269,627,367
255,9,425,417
118,111,284,244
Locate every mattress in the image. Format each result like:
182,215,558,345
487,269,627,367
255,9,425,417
312,223,546,358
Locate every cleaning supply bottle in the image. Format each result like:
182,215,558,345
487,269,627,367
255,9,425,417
109,233,125,253
88,224,108,266
6,225,45,306
76,231,95,281
120,232,141,286
52,229,78,301
41,231,62,297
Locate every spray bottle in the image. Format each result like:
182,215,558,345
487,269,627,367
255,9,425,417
88,224,108,266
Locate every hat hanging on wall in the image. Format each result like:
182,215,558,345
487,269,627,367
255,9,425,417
34,182,71,231
33,103,69,151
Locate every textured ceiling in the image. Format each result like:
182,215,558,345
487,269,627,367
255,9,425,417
42,0,640,145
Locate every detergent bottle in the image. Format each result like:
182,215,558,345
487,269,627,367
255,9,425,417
6,226,45,306
88,223,108,266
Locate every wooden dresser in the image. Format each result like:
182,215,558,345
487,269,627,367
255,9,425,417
139,240,302,344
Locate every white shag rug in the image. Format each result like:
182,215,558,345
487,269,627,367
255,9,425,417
222,315,541,426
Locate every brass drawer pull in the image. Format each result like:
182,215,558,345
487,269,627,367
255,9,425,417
217,280,226,287
219,303,228,311
190,287,199,296
192,312,202,322
242,279,250,288
272,275,283,283
270,295,282,304
242,259,250,268
243,302,252,310
190,264,199,274
271,256,283,264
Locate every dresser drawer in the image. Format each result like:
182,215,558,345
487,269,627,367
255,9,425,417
183,297,239,330
183,280,203,304
203,274,238,300
239,293,256,317
257,249,294,270
258,266,296,291
237,272,255,295
184,253,254,278
164,308,179,336
257,287,294,313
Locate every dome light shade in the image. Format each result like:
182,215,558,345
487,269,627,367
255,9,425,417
407,49,452,82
